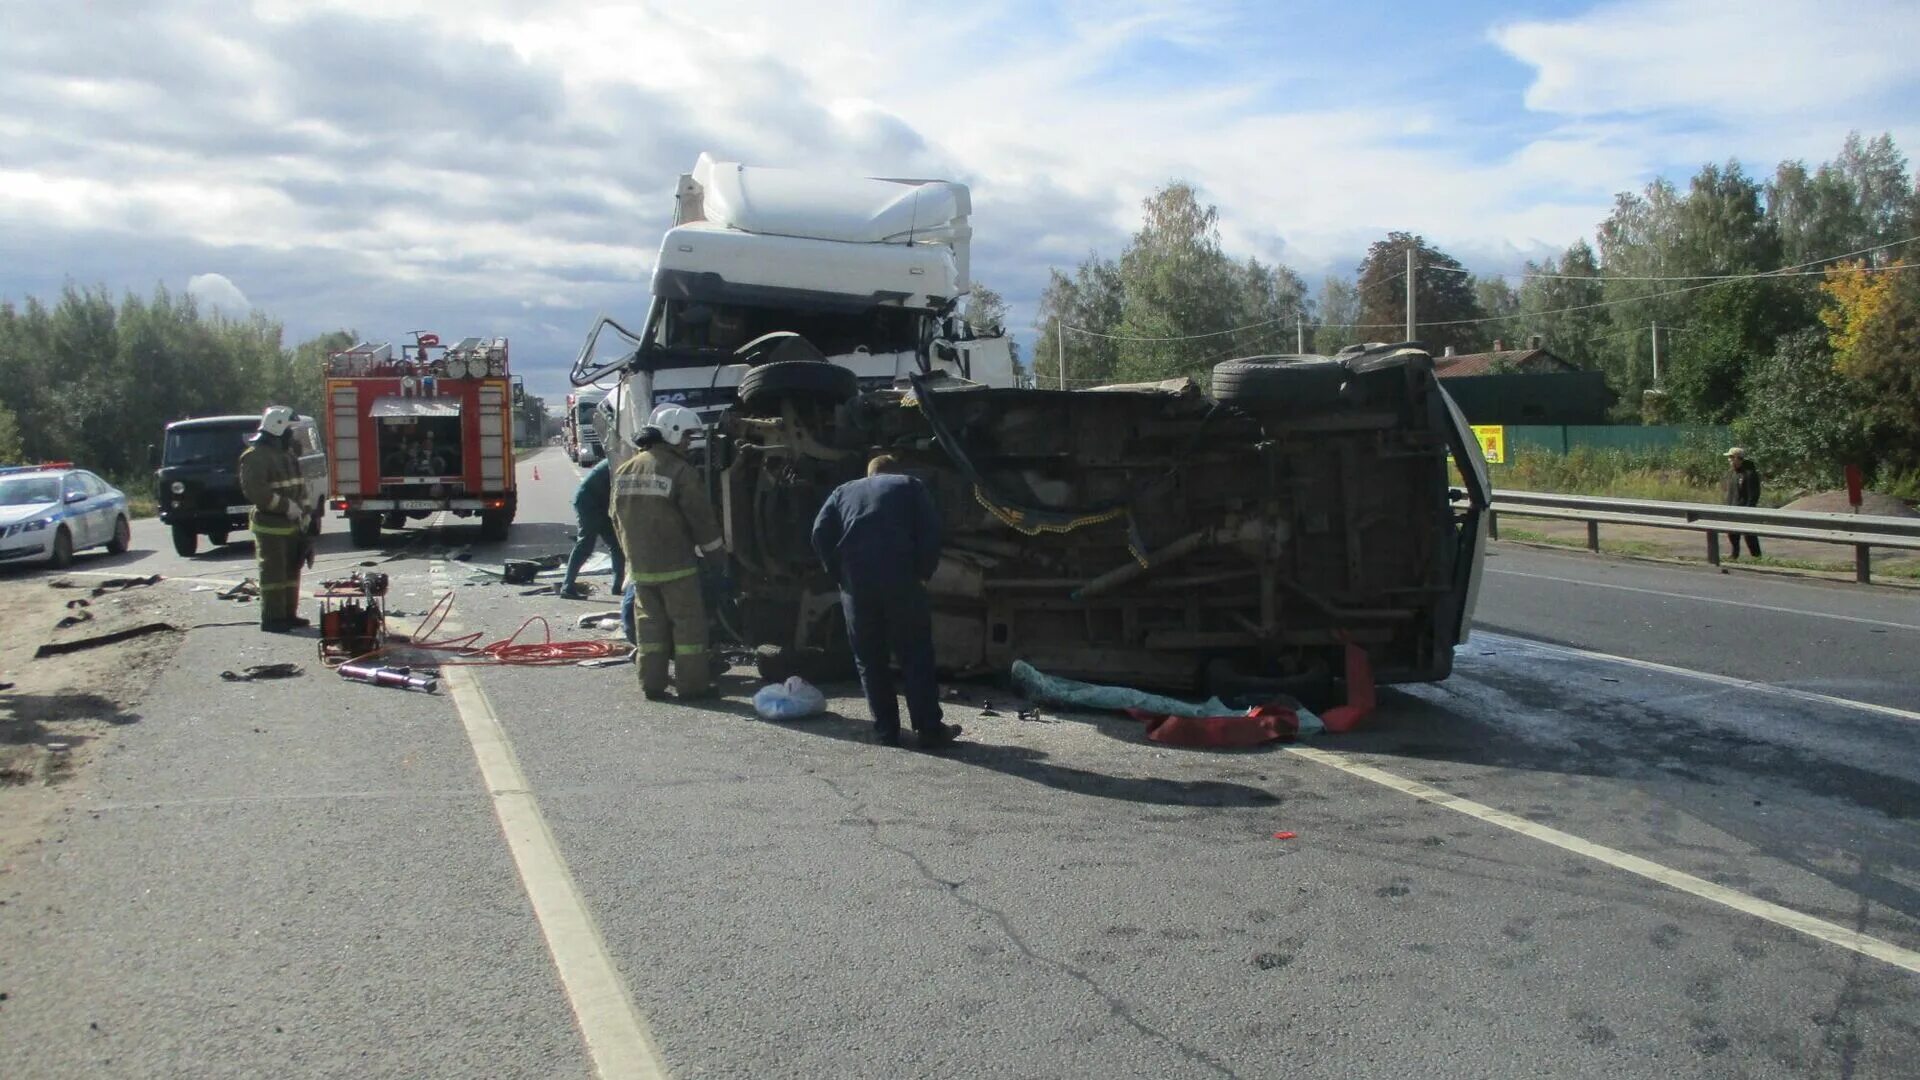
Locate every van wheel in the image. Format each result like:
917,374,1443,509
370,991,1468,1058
348,513,382,547
1210,356,1348,412
49,527,74,569
171,524,199,558
737,360,859,416
106,516,131,555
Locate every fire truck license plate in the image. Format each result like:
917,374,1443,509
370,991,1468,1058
397,499,440,510
226,505,252,514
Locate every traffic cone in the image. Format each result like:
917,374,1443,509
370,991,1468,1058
533,466,541,480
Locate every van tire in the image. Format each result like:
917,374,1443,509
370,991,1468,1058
348,513,382,548
479,510,512,542
171,524,199,558
1210,356,1348,411
737,361,858,416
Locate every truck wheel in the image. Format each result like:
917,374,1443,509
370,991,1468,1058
1210,356,1348,412
306,509,323,536
348,513,382,547
479,510,512,542
208,529,230,547
106,515,131,555
737,360,858,416
49,527,74,569
171,524,199,558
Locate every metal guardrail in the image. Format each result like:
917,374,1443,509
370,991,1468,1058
1485,490,1920,584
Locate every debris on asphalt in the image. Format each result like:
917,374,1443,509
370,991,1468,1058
979,707,1002,717
219,663,305,682
577,655,631,668
54,608,94,630
34,622,178,659
502,559,542,584
1273,831,1296,840
216,579,260,602
1012,659,1323,747
88,574,162,597
1016,708,1048,723
576,612,622,629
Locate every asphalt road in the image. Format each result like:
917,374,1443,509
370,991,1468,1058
3,447,1916,1078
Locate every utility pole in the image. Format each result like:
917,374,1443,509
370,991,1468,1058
1650,322,1660,384
1056,319,1066,391
1296,316,1304,354
1405,246,1416,342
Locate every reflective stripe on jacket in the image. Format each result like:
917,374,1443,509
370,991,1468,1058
239,436,305,531
610,443,723,580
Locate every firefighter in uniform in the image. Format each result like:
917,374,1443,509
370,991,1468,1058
238,405,311,632
611,404,724,699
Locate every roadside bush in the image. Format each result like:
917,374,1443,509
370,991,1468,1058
1489,439,1741,504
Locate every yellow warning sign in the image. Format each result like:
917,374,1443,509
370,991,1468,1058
1471,425,1506,464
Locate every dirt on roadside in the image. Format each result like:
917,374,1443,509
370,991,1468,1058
0,574,187,864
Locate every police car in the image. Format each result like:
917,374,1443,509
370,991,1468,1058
0,464,133,569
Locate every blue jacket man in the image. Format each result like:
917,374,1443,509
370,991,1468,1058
811,455,962,748
559,458,625,599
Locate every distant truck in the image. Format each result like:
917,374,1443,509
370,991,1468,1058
572,153,1012,464
564,389,606,464
155,414,327,556
322,333,518,545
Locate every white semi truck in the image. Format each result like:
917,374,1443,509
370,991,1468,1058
571,154,1012,465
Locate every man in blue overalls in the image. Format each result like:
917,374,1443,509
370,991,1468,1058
558,457,625,599
811,455,962,749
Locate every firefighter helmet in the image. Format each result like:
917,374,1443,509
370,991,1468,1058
258,405,297,438
647,404,702,445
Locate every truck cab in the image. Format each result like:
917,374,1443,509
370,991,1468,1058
572,154,1009,466
156,414,327,556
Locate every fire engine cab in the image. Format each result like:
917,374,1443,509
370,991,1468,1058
324,332,518,546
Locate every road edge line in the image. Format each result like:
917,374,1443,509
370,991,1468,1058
443,665,669,1079
1476,631,1920,724
1284,745,1920,975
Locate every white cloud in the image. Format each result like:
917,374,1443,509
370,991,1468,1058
1493,0,1920,120
187,272,251,314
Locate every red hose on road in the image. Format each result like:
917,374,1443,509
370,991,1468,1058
399,591,630,666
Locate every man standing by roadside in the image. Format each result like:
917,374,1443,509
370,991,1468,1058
811,455,962,749
558,456,625,600
1722,446,1763,559
239,405,310,632
611,404,723,700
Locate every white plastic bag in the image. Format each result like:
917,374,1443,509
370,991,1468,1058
753,676,827,721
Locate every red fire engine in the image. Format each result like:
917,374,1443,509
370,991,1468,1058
324,332,518,546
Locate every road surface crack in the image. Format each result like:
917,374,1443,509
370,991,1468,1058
816,776,1243,1079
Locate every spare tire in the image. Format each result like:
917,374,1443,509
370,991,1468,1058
737,360,859,415
1210,355,1348,412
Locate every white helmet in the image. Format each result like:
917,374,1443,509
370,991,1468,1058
259,405,296,438
647,403,702,445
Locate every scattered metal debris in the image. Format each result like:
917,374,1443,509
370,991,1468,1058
219,663,305,682
216,579,260,602
34,622,178,659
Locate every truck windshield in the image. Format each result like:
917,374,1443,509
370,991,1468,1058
165,426,253,467
0,476,61,506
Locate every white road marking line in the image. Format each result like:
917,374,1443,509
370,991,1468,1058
1283,745,1920,975
1488,567,1920,632
418,550,667,1079
1475,630,1920,725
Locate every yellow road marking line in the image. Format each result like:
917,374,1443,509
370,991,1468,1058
420,552,668,1079
1475,631,1920,724
1284,745,1920,975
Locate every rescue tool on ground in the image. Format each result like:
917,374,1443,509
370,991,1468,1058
324,331,517,546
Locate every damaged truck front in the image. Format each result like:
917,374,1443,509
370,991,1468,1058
709,347,1488,692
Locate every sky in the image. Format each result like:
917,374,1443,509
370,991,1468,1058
2,0,1917,406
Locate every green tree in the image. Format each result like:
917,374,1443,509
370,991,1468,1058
1312,275,1362,354
1845,269,1920,471
1354,232,1484,354
962,284,1021,368
0,400,22,462
1474,275,1522,350
1517,239,1607,370
1032,254,1123,387
1732,329,1871,486
1112,182,1250,381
